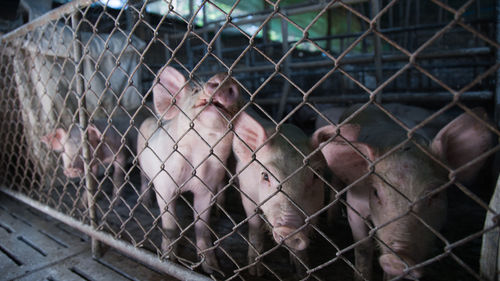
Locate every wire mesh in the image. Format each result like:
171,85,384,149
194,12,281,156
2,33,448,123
0,0,499,280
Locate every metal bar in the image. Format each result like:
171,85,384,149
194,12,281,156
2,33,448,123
164,33,171,62
277,13,291,119
298,19,492,43
254,91,493,105
71,11,101,258
0,188,212,281
1,0,93,42
169,0,369,39
215,25,223,71
326,8,332,51
404,0,411,49
496,0,500,128
195,47,492,77
191,22,491,54
371,0,383,103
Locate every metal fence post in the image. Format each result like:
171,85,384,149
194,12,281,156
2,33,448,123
496,0,500,128
71,11,102,258
371,0,383,103
277,12,291,119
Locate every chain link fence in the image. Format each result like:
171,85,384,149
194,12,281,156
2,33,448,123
0,0,499,280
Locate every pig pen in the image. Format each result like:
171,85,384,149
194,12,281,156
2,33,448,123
0,0,499,281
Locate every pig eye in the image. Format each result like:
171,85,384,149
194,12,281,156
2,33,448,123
261,172,270,182
373,188,379,199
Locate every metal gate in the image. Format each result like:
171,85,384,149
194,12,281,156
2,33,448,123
0,0,499,280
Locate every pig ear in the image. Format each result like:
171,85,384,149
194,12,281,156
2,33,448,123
232,111,268,163
87,125,102,148
431,108,493,182
41,128,67,151
153,66,187,120
312,124,376,183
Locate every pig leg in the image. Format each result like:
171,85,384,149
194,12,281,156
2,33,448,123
111,152,126,198
139,172,153,207
193,191,220,273
214,182,225,217
242,196,265,276
79,183,88,209
348,207,373,281
155,183,179,261
78,164,100,208
110,153,126,207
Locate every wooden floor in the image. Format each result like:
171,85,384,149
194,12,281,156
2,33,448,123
0,194,177,281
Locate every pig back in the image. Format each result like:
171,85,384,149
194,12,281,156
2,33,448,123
268,124,325,214
340,104,428,152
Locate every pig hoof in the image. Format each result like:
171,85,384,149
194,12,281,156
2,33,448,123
200,250,222,275
201,259,223,276
161,239,178,261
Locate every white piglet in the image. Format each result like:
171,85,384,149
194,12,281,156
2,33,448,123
232,111,325,276
42,120,126,205
313,105,493,280
137,66,241,273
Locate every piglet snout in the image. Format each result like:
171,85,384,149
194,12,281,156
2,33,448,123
204,75,239,109
272,226,309,251
379,253,423,279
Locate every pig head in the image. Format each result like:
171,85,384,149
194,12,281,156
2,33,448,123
313,105,493,280
137,66,241,274
42,121,126,201
232,111,325,276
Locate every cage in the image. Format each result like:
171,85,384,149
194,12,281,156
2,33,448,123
0,0,499,280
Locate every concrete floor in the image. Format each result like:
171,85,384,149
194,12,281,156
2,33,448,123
0,194,176,281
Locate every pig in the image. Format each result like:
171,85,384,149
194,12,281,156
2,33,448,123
42,120,126,205
137,66,241,273
312,104,493,280
136,116,157,206
315,103,455,140
137,116,230,209
232,111,325,276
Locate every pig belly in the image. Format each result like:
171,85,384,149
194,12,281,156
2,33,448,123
172,156,227,195
141,148,225,195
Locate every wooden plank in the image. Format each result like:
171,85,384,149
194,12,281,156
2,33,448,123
481,174,500,281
